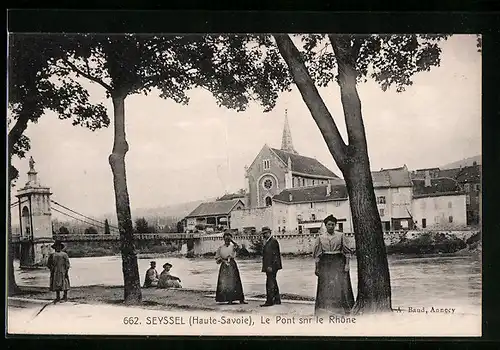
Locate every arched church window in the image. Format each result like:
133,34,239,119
265,197,272,207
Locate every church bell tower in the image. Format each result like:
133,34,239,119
281,109,298,154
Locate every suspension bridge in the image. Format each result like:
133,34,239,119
10,198,197,243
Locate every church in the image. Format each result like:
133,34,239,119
244,111,342,209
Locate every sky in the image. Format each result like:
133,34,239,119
9,34,481,220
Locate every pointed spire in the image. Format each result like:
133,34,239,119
281,109,298,154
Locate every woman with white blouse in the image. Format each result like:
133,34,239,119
312,215,355,315
215,230,247,305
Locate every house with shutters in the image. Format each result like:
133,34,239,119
411,176,467,229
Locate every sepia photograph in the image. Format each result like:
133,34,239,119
7,31,481,337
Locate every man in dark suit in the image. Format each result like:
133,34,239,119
260,226,282,307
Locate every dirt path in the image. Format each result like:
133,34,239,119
12,285,315,315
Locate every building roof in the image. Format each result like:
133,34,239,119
412,178,463,198
186,199,244,218
455,164,481,183
273,184,348,204
270,148,339,178
371,166,413,188
410,164,481,184
217,193,246,201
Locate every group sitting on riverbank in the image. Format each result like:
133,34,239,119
143,261,182,289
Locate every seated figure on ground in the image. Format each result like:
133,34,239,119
143,261,159,288
158,262,182,289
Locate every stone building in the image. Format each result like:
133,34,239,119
244,111,341,209
371,166,414,231
411,163,481,225
411,176,467,229
185,199,245,232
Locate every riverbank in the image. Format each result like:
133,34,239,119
9,285,314,314
8,285,481,337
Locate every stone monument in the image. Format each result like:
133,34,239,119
15,157,54,268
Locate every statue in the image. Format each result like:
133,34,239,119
29,156,35,172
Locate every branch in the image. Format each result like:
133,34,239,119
351,36,364,60
273,34,348,166
328,35,367,150
62,58,112,91
84,57,91,76
8,110,31,162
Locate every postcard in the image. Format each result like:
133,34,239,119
7,32,481,337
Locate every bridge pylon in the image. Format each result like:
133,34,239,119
15,157,54,269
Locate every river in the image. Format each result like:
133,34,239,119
14,254,481,315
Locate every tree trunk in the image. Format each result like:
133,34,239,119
7,115,31,297
8,153,21,296
332,35,392,314
343,160,392,314
275,34,392,314
108,93,142,304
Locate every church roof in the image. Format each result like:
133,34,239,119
270,148,339,178
186,199,244,218
371,166,413,188
273,184,348,204
412,178,464,198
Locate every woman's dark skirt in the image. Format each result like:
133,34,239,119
315,253,354,315
215,259,245,303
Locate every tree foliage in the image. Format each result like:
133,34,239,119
8,34,110,167
58,226,70,235
84,226,98,234
48,34,291,111
299,34,449,92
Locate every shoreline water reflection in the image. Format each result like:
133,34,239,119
15,254,481,315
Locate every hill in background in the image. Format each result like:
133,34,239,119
440,155,481,169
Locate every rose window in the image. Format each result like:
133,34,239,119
263,179,273,189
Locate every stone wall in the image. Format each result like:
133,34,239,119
194,229,480,256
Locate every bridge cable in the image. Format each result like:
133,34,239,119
50,200,120,230
51,207,119,233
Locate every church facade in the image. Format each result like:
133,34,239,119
245,111,341,209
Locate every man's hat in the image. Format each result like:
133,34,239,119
163,262,172,269
261,226,272,233
150,261,156,265
323,215,338,224
223,230,233,238
51,240,65,249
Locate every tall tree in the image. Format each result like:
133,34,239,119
104,219,111,235
49,34,289,303
134,218,150,234
7,34,108,295
272,34,448,314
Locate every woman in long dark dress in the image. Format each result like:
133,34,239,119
313,215,355,316
215,231,247,305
